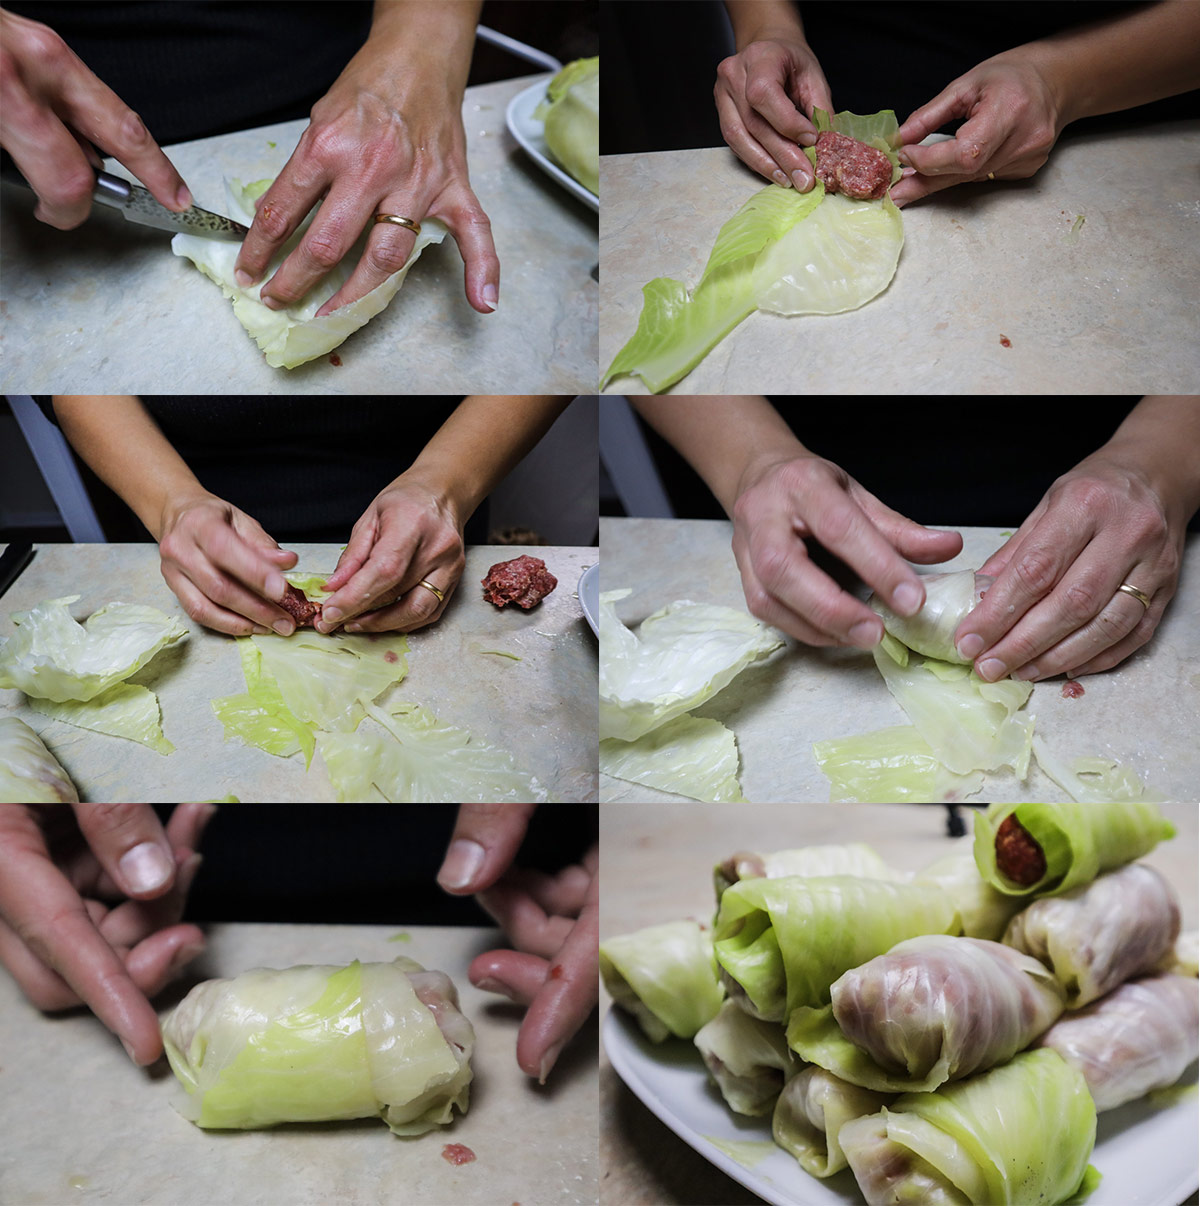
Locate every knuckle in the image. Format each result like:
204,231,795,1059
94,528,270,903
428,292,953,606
181,597,207,625
302,231,344,272
365,238,411,276
1061,578,1104,624
716,56,736,83
84,802,142,838
118,109,152,152
742,582,773,623
22,23,69,66
254,201,291,242
744,75,773,109
1012,546,1059,596
752,543,791,594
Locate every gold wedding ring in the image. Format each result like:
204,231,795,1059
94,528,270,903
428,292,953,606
373,213,421,235
1116,582,1152,609
416,579,445,603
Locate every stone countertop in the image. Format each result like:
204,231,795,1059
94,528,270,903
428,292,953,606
598,802,1198,1206
599,518,1199,804
599,121,1200,395
0,922,598,1206
0,542,598,802
0,74,597,394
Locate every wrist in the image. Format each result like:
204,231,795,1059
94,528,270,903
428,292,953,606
388,464,474,533
155,487,217,543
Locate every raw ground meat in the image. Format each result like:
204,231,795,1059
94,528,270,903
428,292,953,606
814,130,893,200
994,813,1046,886
481,554,557,610
279,583,322,627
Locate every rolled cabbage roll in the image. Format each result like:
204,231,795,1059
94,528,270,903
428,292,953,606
600,920,723,1041
772,1066,894,1178
1036,973,1199,1110
693,999,796,1115
788,936,1064,1093
839,1049,1099,1206
913,852,1025,941
161,956,473,1135
1003,863,1180,1008
973,801,1174,898
713,842,902,901
1158,930,1199,978
713,876,959,1022
0,716,79,802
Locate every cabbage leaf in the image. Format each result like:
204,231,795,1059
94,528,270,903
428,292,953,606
172,178,447,369
28,682,174,755
600,712,747,802
0,716,79,802
535,57,599,195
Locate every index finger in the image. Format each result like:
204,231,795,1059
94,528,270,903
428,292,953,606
437,803,538,894
72,803,174,900
746,76,816,144
318,509,422,628
233,167,323,288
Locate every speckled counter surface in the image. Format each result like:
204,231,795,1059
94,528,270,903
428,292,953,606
0,74,597,393
598,803,1198,1206
0,922,599,1206
599,519,1200,804
0,542,598,803
599,121,1200,395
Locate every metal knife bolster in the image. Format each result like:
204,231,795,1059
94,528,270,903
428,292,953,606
92,169,249,240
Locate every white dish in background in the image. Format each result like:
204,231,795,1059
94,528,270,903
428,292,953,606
505,78,599,213
604,1007,1199,1206
579,563,599,637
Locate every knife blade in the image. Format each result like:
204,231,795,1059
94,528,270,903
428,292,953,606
0,541,34,602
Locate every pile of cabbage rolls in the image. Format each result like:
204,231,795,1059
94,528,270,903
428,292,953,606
601,802,1197,1206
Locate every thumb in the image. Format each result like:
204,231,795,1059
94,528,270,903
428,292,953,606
437,804,538,895
71,804,176,900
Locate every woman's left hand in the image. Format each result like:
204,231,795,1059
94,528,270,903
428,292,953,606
316,473,465,634
953,455,1184,682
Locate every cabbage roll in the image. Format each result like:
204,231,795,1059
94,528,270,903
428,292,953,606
693,999,795,1115
600,920,723,1041
772,1067,894,1177
713,876,959,1022
973,801,1174,898
0,716,79,802
1003,863,1180,1008
161,957,473,1134
839,1049,1099,1206
913,852,1025,941
1036,973,1199,1110
787,936,1064,1093
713,842,902,901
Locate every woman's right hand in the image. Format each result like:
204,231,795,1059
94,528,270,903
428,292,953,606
731,454,964,647
714,35,833,191
0,8,191,229
157,492,302,636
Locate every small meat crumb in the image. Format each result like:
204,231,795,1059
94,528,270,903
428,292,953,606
441,1143,476,1166
999,335,1012,348
329,353,342,366
1061,679,1085,698
384,650,399,664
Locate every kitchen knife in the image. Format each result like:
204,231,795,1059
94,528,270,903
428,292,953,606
0,541,34,602
1,162,249,241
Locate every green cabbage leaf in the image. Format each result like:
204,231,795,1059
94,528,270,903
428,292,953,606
535,57,599,195
0,716,79,802
600,713,747,802
28,682,174,755
172,178,447,369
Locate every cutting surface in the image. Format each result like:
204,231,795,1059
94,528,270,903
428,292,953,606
599,121,1200,394
0,542,598,802
600,518,1199,803
0,74,597,393
0,922,599,1206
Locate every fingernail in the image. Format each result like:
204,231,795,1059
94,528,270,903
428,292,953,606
848,620,881,648
175,185,192,211
977,657,1006,681
437,839,486,891
344,622,362,633
322,606,343,625
251,625,271,636
538,1040,564,1085
262,295,284,311
772,169,790,188
475,976,517,1001
957,633,985,660
273,619,294,636
121,1037,140,1064
234,269,253,289
481,283,498,312
1011,665,1038,682
170,940,206,976
119,841,173,894
790,170,809,191
892,581,923,617
265,572,287,601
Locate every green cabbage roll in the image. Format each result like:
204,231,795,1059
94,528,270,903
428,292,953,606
713,842,903,901
913,852,1026,941
161,956,473,1135
693,998,796,1115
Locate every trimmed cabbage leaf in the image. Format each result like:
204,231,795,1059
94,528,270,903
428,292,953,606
600,713,747,802
600,589,782,742
0,716,79,802
0,596,186,703
161,956,473,1135
172,178,447,369
535,56,599,194
28,682,174,755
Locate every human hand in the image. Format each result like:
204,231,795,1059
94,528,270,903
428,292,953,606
715,36,833,190
954,455,1184,682
890,51,1066,207
232,38,497,315
0,803,213,1064
158,491,302,637
0,8,191,229
732,454,964,647
315,473,465,634
437,804,598,1083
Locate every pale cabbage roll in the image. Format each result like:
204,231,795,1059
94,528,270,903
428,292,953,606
913,851,1025,941
161,956,472,1135
692,999,795,1115
713,842,903,901
1003,862,1180,1008
788,936,1064,1093
0,716,79,802
1037,973,1199,1110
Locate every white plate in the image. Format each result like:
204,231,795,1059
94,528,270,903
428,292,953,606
604,1008,1199,1206
505,78,598,213
579,563,599,637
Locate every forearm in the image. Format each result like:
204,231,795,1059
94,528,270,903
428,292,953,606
1098,397,1200,529
724,0,807,50
356,0,481,99
1025,1,1200,126
631,396,810,516
403,396,571,522
51,397,206,539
